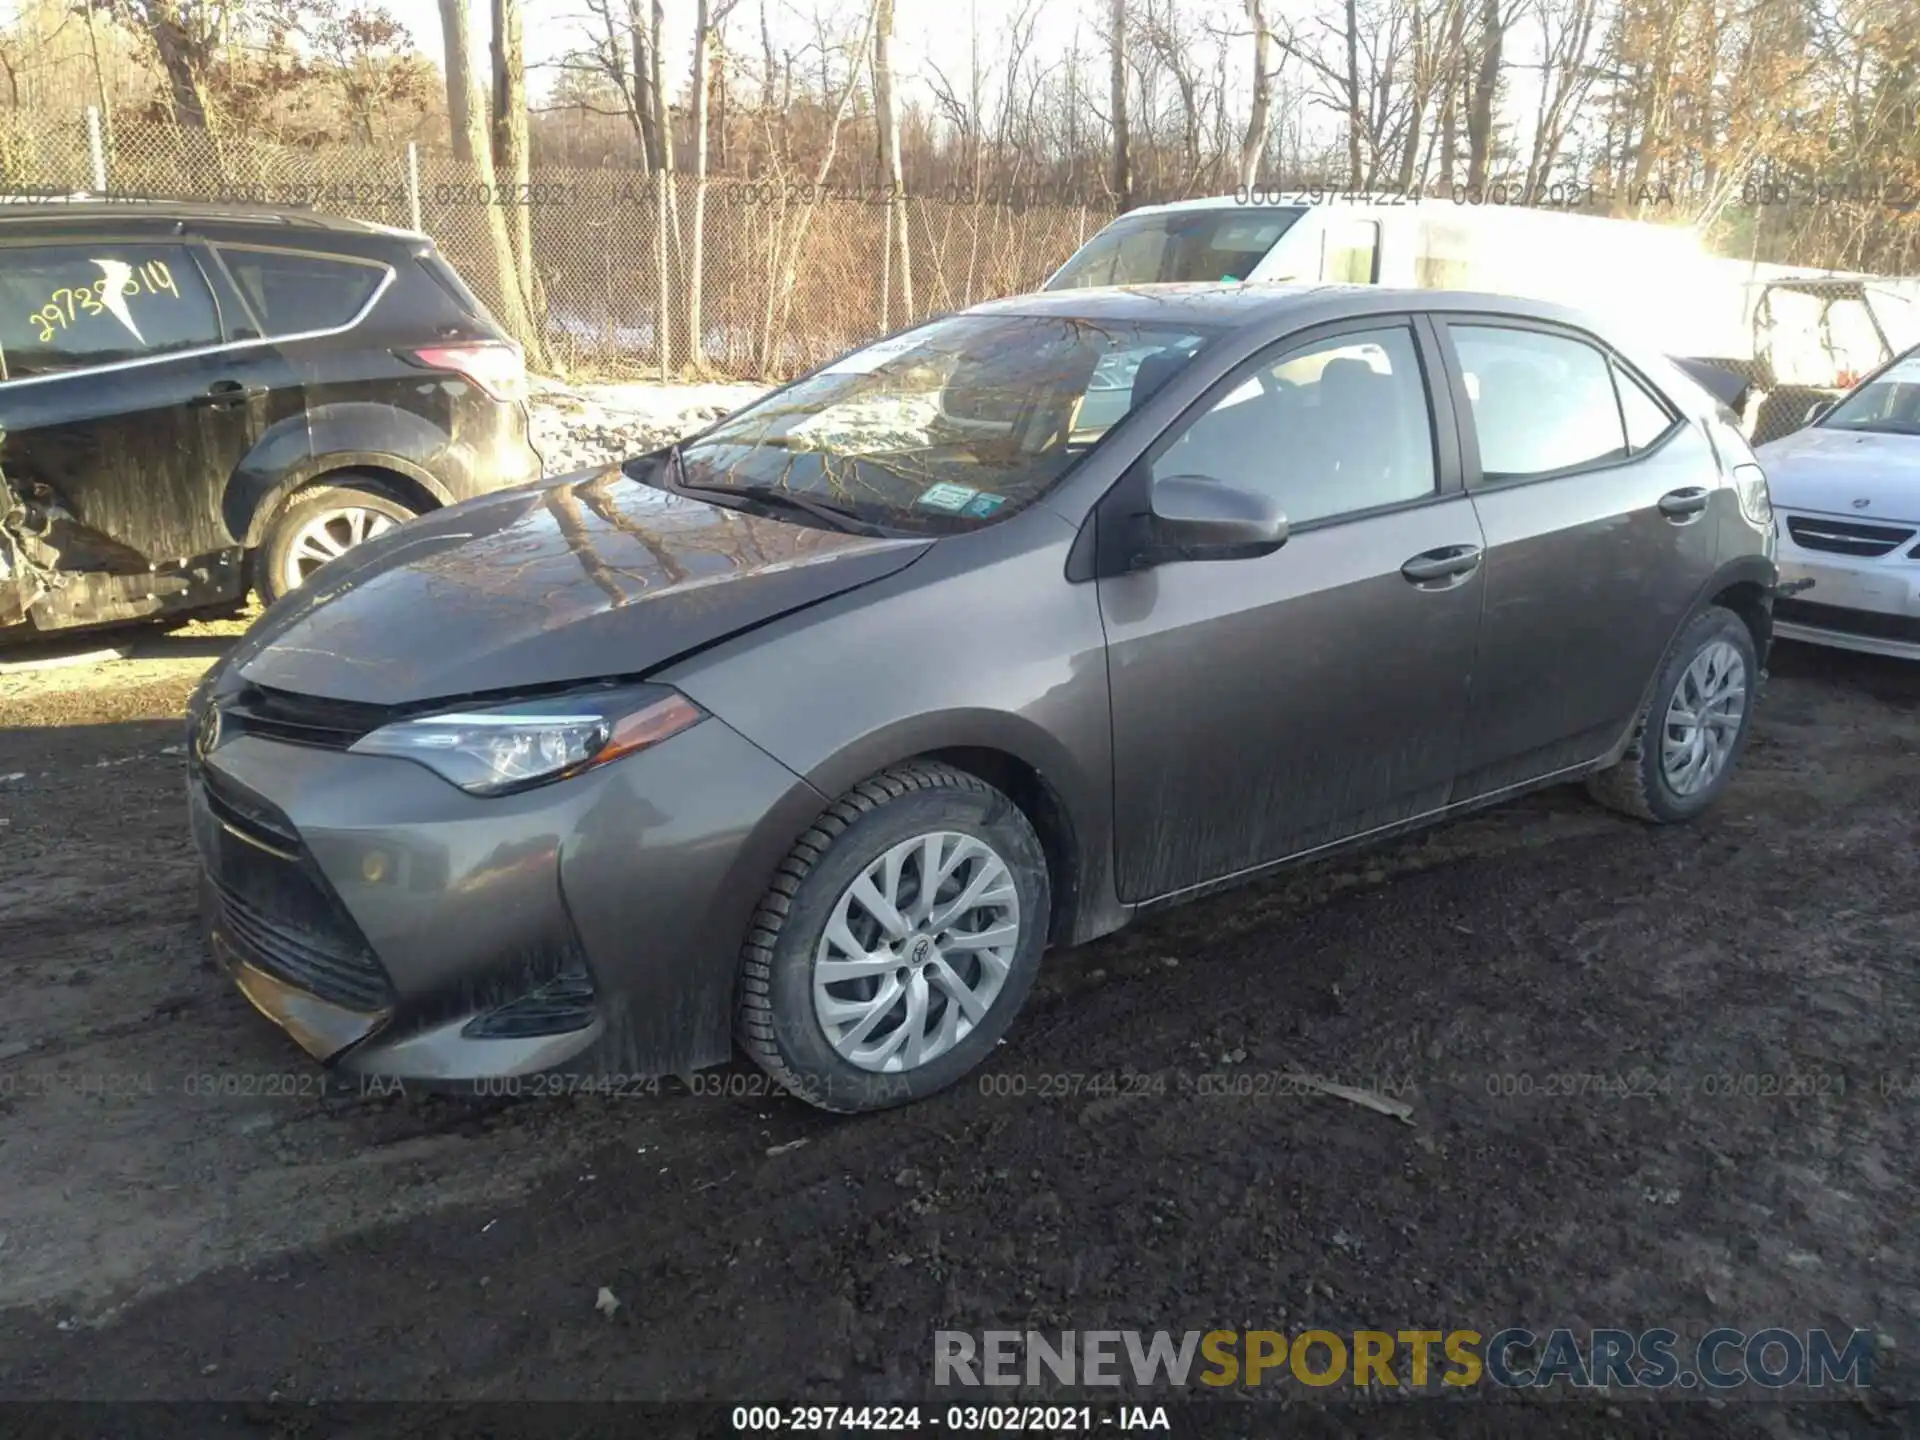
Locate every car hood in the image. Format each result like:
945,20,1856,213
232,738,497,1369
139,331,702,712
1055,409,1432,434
228,466,933,707
1756,426,1920,521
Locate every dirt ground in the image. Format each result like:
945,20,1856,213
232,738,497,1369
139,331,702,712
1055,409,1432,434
0,620,1914,1433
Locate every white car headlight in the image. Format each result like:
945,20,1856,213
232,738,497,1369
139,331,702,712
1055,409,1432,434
350,685,706,795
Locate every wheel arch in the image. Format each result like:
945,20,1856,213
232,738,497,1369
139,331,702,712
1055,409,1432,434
782,711,1108,951
239,459,453,547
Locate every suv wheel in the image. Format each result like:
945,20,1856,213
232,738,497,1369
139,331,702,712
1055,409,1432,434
258,482,419,603
1587,605,1757,823
736,763,1049,1113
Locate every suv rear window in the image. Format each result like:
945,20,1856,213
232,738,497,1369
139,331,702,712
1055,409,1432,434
0,243,221,381
216,247,385,336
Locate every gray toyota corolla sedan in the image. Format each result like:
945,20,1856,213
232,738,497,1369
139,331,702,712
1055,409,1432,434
186,284,1778,1112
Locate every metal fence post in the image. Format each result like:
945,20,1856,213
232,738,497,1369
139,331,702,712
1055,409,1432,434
85,107,107,194
407,142,422,232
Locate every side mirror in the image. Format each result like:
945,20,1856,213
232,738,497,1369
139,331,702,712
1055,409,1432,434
1133,475,1288,567
1804,400,1834,425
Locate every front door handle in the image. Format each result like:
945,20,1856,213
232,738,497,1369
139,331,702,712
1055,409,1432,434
191,379,265,408
1658,486,1711,520
1400,543,1483,587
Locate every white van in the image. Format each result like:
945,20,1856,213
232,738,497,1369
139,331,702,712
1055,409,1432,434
1043,195,1723,355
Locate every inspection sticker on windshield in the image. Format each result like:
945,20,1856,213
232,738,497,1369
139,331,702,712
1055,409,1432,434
821,333,922,375
960,492,1007,518
915,483,979,512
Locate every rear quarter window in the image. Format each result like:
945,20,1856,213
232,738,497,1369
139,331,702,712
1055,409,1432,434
0,243,221,380
216,247,385,336
418,251,500,328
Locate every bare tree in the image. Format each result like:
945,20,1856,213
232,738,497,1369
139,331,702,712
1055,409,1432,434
872,0,912,325
1464,0,1508,189
491,0,531,294
1109,0,1131,207
1521,0,1602,198
687,0,740,371
433,0,539,358
437,0,479,160
1239,0,1277,188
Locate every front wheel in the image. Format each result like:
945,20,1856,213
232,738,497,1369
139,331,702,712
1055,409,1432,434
1586,605,1758,823
256,483,419,604
736,763,1050,1113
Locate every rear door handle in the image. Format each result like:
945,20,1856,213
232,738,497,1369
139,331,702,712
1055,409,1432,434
1400,543,1483,587
191,379,265,408
1658,486,1711,519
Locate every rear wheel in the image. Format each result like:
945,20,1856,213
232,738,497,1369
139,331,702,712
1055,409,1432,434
256,482,418,604
1586,605,1757,823
736,763,1050,1113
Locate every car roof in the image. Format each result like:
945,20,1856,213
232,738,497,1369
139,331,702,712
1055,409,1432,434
967,281,1604,333
0,195,426,242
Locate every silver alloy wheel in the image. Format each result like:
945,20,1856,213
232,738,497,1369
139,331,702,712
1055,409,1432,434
812,830,1021,1073
1660,639,1748,796
281,505,398,591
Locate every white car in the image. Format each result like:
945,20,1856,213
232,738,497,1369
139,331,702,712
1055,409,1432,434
1757,349,1920,659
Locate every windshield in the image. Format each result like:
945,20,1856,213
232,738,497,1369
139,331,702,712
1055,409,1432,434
1820,350,1920,435
658,313,1216,533
1045,208,1305,290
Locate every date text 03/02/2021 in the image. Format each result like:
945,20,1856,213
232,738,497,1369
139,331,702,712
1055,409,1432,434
731,1406,1173,1432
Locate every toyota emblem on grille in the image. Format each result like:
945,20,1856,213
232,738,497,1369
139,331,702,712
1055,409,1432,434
1851,498,1872,509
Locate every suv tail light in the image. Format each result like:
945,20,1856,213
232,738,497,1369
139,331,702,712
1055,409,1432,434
405,342,526,403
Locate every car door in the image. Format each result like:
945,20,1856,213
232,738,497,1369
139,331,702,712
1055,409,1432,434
1099,316,1487,902
0,238,267,565
1437,318,1724,798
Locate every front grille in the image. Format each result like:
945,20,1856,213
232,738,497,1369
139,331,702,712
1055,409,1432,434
1784,514,1917,557
196,770,391,1013
201,767,301,854
222,684,387,750
214,880,392,1012
1775,598,1920,645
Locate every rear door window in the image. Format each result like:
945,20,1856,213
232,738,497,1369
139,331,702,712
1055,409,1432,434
216,247,385,337
1614,363,1679,452
0,243,221,381
1450,324,1629,481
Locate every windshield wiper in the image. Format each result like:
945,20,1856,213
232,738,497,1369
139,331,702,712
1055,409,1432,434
649,442,902,537
671,472,895,538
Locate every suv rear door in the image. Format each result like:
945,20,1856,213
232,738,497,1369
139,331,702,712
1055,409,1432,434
1437,317,1725,798
0,238,266,566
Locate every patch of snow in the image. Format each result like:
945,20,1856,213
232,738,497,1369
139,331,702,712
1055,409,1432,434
527,376,770,476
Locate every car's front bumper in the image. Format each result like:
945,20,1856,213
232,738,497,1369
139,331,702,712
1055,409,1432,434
188,711,825,1084
1773,510,1920,660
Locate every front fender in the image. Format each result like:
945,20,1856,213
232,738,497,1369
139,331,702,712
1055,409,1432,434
226,403,459,545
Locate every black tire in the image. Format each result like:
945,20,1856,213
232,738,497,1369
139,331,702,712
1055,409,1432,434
254,481,419,605
736,763,1050,1114
1586,605,1758,824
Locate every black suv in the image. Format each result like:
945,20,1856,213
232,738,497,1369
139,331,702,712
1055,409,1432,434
0,199,543,639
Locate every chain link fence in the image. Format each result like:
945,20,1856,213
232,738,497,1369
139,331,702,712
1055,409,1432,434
0,110,1105,382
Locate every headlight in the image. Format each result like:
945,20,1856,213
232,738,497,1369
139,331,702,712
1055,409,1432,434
349,685,706,795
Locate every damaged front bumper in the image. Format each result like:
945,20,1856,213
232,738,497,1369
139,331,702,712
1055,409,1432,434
187,698,826,1087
